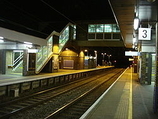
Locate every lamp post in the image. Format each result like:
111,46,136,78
107,54,112,65
94,50,97,66
84,50,88,56
101,53,106,66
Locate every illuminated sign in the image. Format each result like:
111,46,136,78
138,28,151,40
125,51,139,56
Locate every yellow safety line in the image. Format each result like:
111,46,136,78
128,67,133,119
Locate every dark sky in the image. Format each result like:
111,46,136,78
0,0,114,38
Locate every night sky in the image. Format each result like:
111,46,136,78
0,0,114,37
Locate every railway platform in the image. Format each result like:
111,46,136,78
0,66,114,98
80,67,158,119
0,66,113,86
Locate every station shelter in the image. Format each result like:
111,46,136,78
109,0,158,112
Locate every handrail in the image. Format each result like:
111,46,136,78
13,53,23,68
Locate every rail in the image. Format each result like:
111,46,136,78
0,67,121,119
0,67,115,118
44,69,123,119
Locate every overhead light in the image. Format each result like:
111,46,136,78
28,49,38,53
24,41,32,45
134,18,139,30
0,36,4,39
133,37,136,44
0,39,4,43
25,44,33,48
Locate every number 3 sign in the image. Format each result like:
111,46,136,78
138,28,151,40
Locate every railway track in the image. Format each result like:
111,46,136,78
0,68,124,119
45,68,123,119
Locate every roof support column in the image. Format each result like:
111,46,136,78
52,35,59,72
154,22,158,113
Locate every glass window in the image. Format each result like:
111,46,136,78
112,24,120,32
88,25,96,32
96,33,103,39
96,24,104,32
88,24,120,33
113,33,121,39
104,33,111,39
104,24,112,32
88,33,95,39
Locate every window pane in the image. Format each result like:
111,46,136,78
96,33,103,39
88,33,95,39
96,24,104,32
113,33,121,39
88,25,96,32
104,24,112,32
112,24,120,32
104,33,111,39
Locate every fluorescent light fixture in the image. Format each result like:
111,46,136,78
24,41,32,45
152,53,156,56
13,50,23,52
133,37,136,44
125,51,139,56
134,18,139,30
28,49,38,53
0,39,4,43
0,36,4,39
25,44,33,48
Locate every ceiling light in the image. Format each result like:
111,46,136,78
24,41,32,45
0,39,4,43
133,37,136,44
134,18,139,30
0,36,4,39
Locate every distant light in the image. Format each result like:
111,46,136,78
60,43,64,46
89,56,93,59
101,53,106,55
24,41,32,45
134,18,139,30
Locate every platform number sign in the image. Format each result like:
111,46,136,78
138,28,151,40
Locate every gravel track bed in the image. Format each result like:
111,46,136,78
9,69,120,119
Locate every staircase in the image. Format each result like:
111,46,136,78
35,23,76,74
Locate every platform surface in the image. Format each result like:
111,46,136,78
80,68,158,119
0,66,113,86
